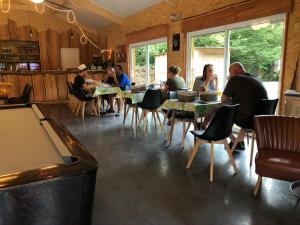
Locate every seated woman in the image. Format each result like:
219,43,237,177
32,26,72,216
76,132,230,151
193,64,218,92
162,66,186,124
162,66,186,99
193,64,218,129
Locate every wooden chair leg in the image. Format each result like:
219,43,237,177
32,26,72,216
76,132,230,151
181,122,191,147
231,129,246,153
155,111,163,130
181,122,186,146
253,176,262,197
144,110,149,132
76,101,81,116
223,139,238,173
210,142,215,182
153,111,157,127
168,112,176,145
186,139,202,168
135,107,139,130
250,132,256,167
81,102,86,118
123,105,130,125
138,110,145,128
246,132,250,145
131,106,135,127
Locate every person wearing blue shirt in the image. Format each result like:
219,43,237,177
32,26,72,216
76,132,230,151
106,65,131,116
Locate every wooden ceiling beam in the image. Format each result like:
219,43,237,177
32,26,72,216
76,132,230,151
71,0,124,25
2,2,98,35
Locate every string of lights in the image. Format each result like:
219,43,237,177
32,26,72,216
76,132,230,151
0,0,108,53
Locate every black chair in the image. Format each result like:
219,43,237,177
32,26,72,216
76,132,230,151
186,104,239,182
137,89,163,132
7,84,32,104
231,99,279,166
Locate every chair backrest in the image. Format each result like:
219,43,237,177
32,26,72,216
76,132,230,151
67,82,75,95
255,99,279,115
202,104,239,141
141,89,162,110
254,116,300,152
21,84,32,102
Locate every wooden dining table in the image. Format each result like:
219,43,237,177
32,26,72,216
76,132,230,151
92,86,122,114
161,99,222,145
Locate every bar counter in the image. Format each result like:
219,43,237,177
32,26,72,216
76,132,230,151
0,70,106,102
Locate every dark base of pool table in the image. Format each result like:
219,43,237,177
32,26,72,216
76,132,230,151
0,170,97,225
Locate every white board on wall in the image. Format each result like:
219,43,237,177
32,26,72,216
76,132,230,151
60,48,80,70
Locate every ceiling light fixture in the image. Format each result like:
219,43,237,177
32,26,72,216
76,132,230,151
31,0,45,3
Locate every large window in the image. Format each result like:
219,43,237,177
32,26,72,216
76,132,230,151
130,38,167,86
186,14,286,98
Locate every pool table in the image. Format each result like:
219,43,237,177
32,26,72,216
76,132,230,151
0,104,98,225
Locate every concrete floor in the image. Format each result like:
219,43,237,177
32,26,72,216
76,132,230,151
43,103,300,225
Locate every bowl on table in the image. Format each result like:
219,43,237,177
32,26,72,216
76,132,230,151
199,91,219,102
177,91,198,102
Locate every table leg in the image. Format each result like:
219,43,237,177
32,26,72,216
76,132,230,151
123,100,127,124
168,110,176,145
193,115,198,144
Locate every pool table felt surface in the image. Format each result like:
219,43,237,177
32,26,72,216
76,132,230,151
0,107,64,176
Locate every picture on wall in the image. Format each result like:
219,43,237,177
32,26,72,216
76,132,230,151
172,33,180,51
116,45,127,63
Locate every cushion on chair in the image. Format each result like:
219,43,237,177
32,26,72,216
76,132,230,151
175,111,194,120
255,150,300,182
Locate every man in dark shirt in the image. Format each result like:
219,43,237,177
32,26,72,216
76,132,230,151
222,62,268,148
74,64,92,100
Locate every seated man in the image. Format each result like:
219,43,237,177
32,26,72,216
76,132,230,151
106,65,131,116
74,64,95,100
221,62,268,150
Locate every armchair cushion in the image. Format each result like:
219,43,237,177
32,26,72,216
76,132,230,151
256,150,300,181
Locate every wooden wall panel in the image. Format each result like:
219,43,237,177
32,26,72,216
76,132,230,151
48,29,61,70
44,74,58,101
18,75,34,102
59,31,69,48
67,73,77,83
125,24,169,44
79,42,89,65
56,73,68,100
2,75,20,97
0,24,9,40
39,31,49,70
182,0,293,33
88,39,99,65
70,32,80,48
8,19,17,40
31,74,45,102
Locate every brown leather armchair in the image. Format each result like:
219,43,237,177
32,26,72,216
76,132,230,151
253,115,300,196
